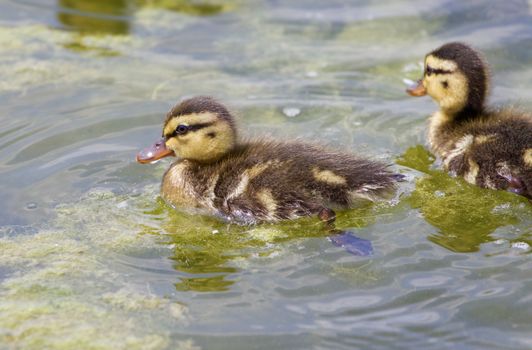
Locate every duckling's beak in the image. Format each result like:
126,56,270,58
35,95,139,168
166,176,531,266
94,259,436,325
136,138,175,164
406,79,427,97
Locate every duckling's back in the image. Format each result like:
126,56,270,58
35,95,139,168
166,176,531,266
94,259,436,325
163,140,399,224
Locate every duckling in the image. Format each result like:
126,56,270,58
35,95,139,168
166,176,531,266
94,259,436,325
137,96,401,227
407,42,532,199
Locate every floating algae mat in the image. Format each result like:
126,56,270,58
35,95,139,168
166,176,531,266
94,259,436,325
398,145,532,253
0,183,390,348
0,187,192,349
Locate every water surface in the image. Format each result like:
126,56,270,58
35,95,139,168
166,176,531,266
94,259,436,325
0,0,531,349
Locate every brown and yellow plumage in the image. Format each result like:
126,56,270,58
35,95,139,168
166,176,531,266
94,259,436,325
408,42,532,198
138,96,401,224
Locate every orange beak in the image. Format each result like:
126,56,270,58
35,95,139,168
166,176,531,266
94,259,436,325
136,137,175,164
406,80,427,97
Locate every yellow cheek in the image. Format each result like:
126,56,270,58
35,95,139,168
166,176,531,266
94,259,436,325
425,73,468,113
446,73,468,106
166,138,180,151
175,134,203,158
425,76,446,101
163,120,235,162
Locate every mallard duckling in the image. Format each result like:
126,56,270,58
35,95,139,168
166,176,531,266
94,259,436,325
137,96,401,226
407,42,532,198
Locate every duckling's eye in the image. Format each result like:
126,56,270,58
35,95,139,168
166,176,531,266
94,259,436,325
175,124,189,135
426,66,434,76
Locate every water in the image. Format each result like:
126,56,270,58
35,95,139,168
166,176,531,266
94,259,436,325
0,0,531,349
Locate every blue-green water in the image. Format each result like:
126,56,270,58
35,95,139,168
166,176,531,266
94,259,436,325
0,1,531,349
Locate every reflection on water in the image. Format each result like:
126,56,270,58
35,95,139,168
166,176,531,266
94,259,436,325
55,0,238,55
136,0,231,16
146,198,378,292
56,0,233,36
57,0,132,35
398,145,531,253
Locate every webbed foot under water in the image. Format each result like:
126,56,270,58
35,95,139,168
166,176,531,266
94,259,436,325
328,231,374,256
137,96,403,255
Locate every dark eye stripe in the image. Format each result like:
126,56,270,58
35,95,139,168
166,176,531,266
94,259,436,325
425,65,453,76
165,122,214,139
187,122,214,132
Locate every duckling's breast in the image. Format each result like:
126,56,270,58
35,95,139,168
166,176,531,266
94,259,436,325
427,111,455,156
161,161,205,209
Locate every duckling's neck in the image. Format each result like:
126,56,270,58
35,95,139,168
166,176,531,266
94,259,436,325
428,110,452,155
451,105,484,123
428,105,483,156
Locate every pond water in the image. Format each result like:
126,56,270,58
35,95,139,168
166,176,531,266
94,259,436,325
0,0,531,349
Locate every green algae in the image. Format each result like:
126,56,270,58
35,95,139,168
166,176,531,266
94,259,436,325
0,25,136,92
0,178,390,348
398,145,532,253
57,0,132,35
146,196,382,292
55,0,236,39
0,17,232,96
0,188,195,350
136,0,238,16
62,40,122,57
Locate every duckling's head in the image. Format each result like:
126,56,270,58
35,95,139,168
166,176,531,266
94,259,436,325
407,42,489,116
137,96,237,164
